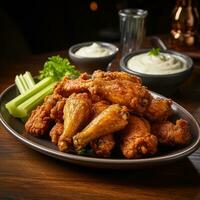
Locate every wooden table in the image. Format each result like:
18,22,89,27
0,47,200,200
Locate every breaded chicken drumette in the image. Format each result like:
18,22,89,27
49,122,64,144
151,119,192,146
90,101,116,158
121,115,158,159
58,93,92,152
25,94,63,136
73,104,129,151
144,98,173,122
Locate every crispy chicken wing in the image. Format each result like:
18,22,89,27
89,78,151,114
151,119,192,146
25,94,62,136
54,71,151,114
58,93,92,152
91,100,110,115
50,97,66,122
90,134,116,158
121,115,158,159
92,70,141,84
91,70,151,114
90,101,116,157
54,73,91,97
49,122,64,144
144,98,173,122
73,104,128,151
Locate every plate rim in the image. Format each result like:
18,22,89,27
0,83,200,166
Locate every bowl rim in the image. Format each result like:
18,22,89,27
120,48,194,78
118,9,148,18
68,41,119,60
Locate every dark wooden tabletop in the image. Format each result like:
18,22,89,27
0,40,200,200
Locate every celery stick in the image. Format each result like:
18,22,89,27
17,82,56,118
23,71,35,89
19,74,29,91
6,77,54,117
15,75,26,94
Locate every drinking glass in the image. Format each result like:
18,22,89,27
119,9,148,56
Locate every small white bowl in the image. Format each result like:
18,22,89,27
68,41,118,73
120,49,193,96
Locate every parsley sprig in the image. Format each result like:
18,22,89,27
148,48,160,56
39,55,80,81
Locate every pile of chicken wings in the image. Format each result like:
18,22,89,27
25,70,192,158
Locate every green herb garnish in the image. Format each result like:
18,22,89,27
39,55,80,81
6,55,80,120
77,148,94,156
148,48,160,56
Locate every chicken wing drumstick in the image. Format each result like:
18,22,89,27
151,119,192,146
121,115,158,159
58,93,92,152
73,104,129,151
90,101,116,157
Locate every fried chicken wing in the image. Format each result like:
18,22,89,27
58,93,92,152
89,78,151,114
91,100,110,115
92,70,141,84
54,73,91,97
151,119,192,146
73,104,128,151
50,97,66,122
121,115,158,159
25,94,63,136
25,70,193,159
90,101,116,157
144,98,173,122
49,122,64,144
90,134,116,158
54,71,151,114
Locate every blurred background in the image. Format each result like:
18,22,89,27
0,0,197,63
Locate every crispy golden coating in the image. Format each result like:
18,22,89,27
25,94,62,136
89,78,151,114
58,93,92,152
90,94,103,103
54,73,90,97
90,101,116,157
50,97,66,122
92,70,141,84
25,70,193,159
90,70,150,114
54,70,151,114
151,119,192,146
73,104,129,151
49,122,64,144
121,115,158,159
90,134,116,158
91,100,110,116
144,98,173,122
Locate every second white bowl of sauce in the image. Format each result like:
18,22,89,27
120,48,193,96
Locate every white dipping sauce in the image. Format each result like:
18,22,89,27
75,43,111,58
127,53,187,75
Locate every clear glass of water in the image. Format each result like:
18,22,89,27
119,9,148,57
